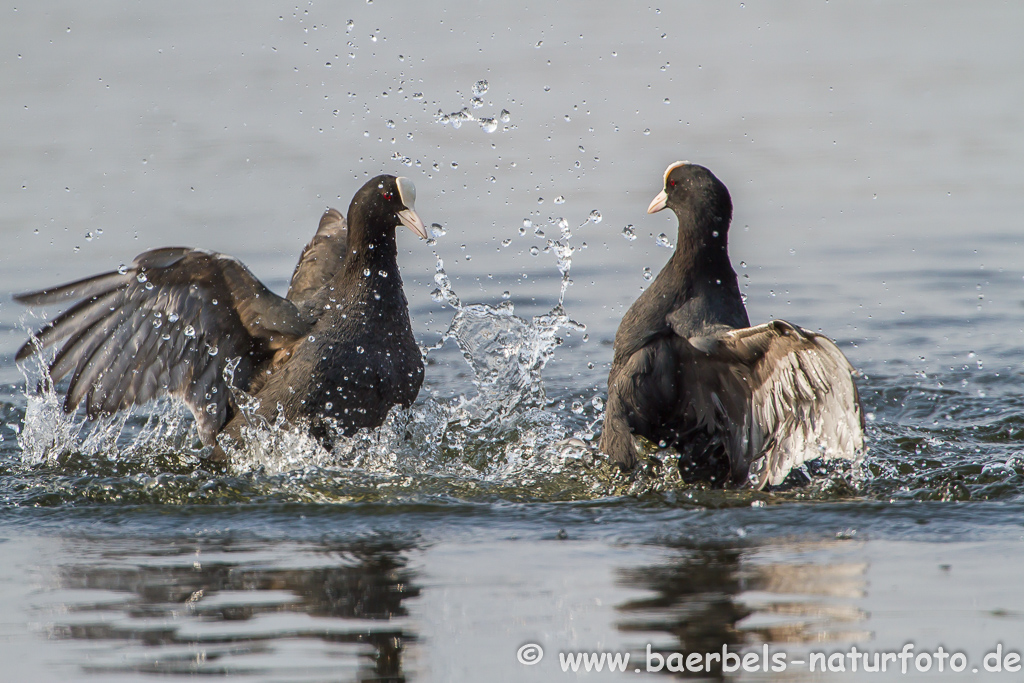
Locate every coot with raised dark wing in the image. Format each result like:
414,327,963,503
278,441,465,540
16,174,428,462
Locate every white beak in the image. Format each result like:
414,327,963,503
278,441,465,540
398,207,428,239
647,189,668,214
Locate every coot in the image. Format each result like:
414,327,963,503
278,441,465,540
16,174,428,461
600,162,864,488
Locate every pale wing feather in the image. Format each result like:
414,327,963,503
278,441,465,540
720,321,865,487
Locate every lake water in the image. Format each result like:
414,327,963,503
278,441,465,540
2,1,1024,680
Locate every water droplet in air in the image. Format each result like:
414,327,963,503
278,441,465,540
206,403,218,415
479,118,497,133
471,97,484,109
656,233,674,248
499,109,511,123
167,313,179,323
184,325,196,338
622,225,637,241
136,272,148,283
643,129,651,136
571,400,584,415
117,264,129,275
530,246,539,256
502,291,511,299
473,80,489,96
378,269,388,278
363,268,371,277
346,19,354,32
207,345,219,356
592,396,604,411
385,120,395,129
589,210,602,223
431,223,446,237
554,195,565,204
357,346,365,354
501,238,512,247
642,267,653,281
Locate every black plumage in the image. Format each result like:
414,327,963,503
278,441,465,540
16,174,428,461
601,162,864,488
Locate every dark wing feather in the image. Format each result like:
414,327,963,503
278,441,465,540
286,208,348,302
15,248,312,445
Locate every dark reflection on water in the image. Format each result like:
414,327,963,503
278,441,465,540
45,534,420,681
617,540,868,678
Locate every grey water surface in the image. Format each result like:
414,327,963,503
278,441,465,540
2,1,1024,681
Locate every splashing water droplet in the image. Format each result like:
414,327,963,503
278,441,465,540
529,246,540,256
656,233,674,248
501,238,512,247
589,210,602,223
184,325,196,338
556,218,570,239
363,268,372,277
431,223,446,237
622,225,637,241
499,109,511,123
553,195,565,205
472,80,489,96
479,118,497,133
642,267,653,281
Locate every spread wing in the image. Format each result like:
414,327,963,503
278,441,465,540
15,247,312,445
286,208,348,302
602,319,864,488
687,320,865,488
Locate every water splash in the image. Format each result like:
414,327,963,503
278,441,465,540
434,81,514,133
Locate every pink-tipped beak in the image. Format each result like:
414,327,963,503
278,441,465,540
398,208,428,240
647,189,668,214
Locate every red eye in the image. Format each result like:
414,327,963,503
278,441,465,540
383,191,394,201
668,180,677,188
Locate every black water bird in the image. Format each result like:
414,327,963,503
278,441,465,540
15,174,428,461
600,162,864,488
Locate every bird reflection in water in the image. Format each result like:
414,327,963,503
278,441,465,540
44,534,420,682
616,540,869,678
